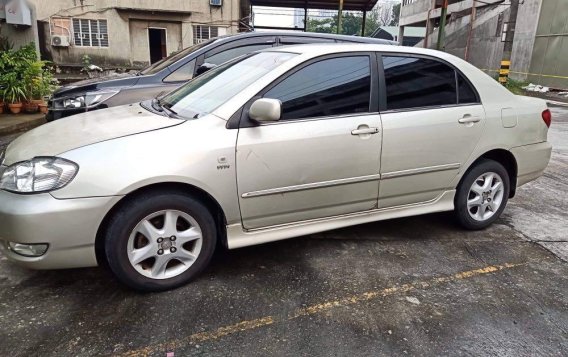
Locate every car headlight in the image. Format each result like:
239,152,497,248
57,90,119,109
0,157,79,194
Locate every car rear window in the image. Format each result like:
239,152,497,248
382,56,457,110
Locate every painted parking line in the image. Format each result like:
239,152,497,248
121,262,527,357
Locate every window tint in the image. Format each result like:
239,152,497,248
205,43,274,65
164,59,196,82
265,56,371,120
383,56,457,110
458,73,478,104
162,52,297,120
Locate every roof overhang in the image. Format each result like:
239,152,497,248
113,7,192,16
250,0,378,12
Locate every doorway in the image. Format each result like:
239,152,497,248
148,28,167,64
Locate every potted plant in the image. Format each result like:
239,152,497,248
2,73,26,114
23,60,45,113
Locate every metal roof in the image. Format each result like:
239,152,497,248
250,0,379,11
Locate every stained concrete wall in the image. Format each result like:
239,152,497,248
527,0,568,88
410,0,546,84
0,0,40,55
3,0,243,67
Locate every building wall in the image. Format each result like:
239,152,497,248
527,0,568,88
402,0,568,87
2,0,243,67
510,0,542,82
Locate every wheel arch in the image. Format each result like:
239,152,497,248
95,182,228,267
460,149,518,198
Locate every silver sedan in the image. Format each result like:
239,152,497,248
0,44,552,291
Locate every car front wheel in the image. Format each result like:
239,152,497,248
455,159,510,230
104,191,217,291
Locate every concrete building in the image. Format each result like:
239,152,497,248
400,0,568,89
370,26,425,46
0,0,249,68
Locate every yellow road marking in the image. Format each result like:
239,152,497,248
121,317,275,357
121,262,526,357
482,68,568,80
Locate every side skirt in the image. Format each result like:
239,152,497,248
226,190,456,249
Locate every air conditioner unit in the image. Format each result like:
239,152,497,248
210,0,222,6
52,35,70,47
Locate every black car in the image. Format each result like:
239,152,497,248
47,31,395,121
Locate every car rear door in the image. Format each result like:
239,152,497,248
378,54,485,208
236,53,382,229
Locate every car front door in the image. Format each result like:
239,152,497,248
236,54,382,229
378,54,485,208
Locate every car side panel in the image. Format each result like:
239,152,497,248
379,105,486,208
52,115,242,225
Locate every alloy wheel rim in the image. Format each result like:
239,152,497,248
467,172,504,222
127,210,203,280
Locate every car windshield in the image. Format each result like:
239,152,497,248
139,39,218,75
160,51,297,119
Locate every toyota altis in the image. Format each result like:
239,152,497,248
0,45,552,291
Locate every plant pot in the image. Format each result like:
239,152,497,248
0,102,4,114
8,102,23,114
24,101,39,113
38,103,48,114
31,99,44,106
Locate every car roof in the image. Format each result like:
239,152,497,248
265,43,455,61
216,31,397,45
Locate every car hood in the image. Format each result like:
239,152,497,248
4,104,184,165
53,73,139,97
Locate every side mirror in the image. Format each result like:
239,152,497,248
249,98,281,122
195,63,216,76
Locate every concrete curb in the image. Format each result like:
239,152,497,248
0,116,46,136
546,100,568,107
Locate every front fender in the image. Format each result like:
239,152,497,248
51,116,241,224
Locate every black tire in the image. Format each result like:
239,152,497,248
455,159,510,230
104,191,217,292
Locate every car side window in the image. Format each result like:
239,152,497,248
457,73,478,104
264,56,371,121
382,56,457,110
163,59,196,82
205,43,274,66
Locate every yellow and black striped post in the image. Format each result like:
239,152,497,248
499,60,511,84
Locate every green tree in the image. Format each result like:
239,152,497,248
390,3,401,26
306,11,380,36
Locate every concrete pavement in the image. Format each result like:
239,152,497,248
0,107,567,356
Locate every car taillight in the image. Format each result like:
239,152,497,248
542,109,552,128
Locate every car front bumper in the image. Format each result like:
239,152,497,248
0,190,121,269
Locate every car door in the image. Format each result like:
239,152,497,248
236,54,382,229
378,54,485,208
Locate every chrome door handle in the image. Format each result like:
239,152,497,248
458,116,481,124
351,127,380,135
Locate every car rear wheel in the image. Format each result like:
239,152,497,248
455,159,510,230
104,191,216,291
